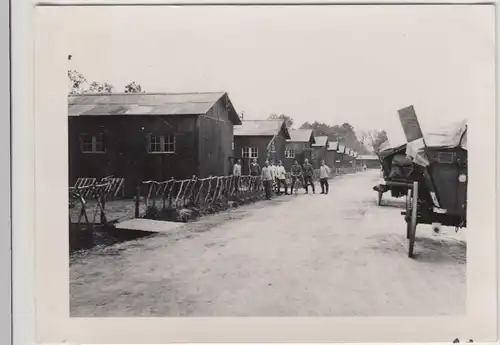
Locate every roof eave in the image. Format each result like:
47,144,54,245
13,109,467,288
309,132,316,145
234,134,275,137
282,124,291,140
287,139,311,143
223,93,242,125
68,112,201,117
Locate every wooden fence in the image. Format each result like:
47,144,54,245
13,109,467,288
69,176,125,228
68,166,364,221
140,175,264,214
138,167,362,216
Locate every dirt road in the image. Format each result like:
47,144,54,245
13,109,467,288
70,170,466,317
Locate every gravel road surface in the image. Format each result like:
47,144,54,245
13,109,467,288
70,169,465,317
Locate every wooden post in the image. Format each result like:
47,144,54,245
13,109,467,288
100,192,107,224
135,184,141,218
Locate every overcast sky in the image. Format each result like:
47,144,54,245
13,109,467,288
65,5,494,144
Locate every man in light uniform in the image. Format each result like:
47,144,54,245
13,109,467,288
276,160,288,195
232,159,242,191
319,160,331,194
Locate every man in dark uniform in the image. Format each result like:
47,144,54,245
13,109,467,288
290,159,303,193
302,158,316,194
249,158,261,191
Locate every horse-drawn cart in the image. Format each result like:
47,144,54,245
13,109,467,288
397,106,467,258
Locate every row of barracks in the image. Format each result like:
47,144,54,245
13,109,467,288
68,91,372,196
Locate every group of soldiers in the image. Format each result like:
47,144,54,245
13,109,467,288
232,157,332,200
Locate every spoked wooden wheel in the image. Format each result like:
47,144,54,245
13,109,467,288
377,189,383,206
408,181,419,258
405,187,412,239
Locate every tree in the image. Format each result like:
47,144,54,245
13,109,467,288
299,121,369,153
300,121,337,139
68,69,146,95
364,130,389,154
335,123,359,151
68,69,115,95
68,69,88,95
358,132,369,151
88,81,114,93
124,81,145,93
268,113,294,128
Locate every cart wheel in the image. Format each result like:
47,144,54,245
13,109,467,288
377,190,383,206
408,181,419,258
405,188,412,239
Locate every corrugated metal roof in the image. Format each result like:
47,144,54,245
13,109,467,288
234,120,285,137
358,154,378,160
287,129,314,143
312,136,328,147
327,141,339,151
68,92,230,117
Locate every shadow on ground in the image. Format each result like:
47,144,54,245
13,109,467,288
413,236,466,264
379,199,406,209
366,233,466,265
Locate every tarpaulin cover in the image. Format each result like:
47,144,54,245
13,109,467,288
406,120,467,167
378,143,407,161
387,154,414,179
392,154,413,167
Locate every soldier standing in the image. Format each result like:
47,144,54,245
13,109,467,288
290,159,303,193
302,158,316,194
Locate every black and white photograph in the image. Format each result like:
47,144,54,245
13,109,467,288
65,4,479,318
32,2,497,343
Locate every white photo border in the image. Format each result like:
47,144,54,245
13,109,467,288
12,0,36,344
1,0,11,343
28,3,497,344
